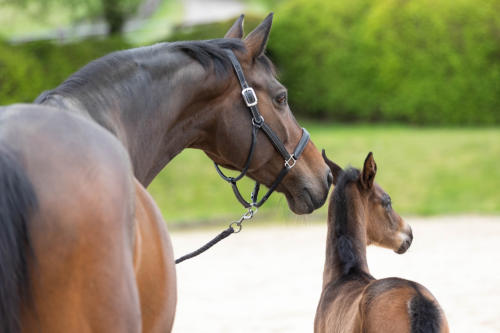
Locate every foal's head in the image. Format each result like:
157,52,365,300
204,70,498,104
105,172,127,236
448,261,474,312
323,151,413,254
199,14,331,214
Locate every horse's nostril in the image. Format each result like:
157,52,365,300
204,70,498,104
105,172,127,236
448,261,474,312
327,170,333,188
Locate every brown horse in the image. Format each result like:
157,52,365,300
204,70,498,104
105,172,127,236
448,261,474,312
0,14,332,332
315,151,448,333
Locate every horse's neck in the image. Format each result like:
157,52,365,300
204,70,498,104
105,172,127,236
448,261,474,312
42,48,216,186
322,198,370,287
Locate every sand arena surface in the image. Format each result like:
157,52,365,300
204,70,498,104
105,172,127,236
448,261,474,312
171,216,500,332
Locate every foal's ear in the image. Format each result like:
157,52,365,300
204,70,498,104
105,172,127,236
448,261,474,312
322,149,342,185
361,152,377,189
244,13,273,59
225,14,244,39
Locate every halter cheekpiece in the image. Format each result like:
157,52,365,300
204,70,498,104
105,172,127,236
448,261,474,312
175,49,310,264
213,49,310,209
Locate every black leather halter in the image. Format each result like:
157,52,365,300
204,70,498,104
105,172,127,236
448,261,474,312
214,49,310,209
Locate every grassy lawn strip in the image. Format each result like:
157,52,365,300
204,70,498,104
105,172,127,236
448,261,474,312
148,123,500,227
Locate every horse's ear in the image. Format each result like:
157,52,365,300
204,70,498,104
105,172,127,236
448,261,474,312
225,14,244,39
244,13,273,59
361,152,377,189
322,149,342,185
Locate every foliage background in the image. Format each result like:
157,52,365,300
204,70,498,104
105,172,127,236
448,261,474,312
2,0,499,124
270,0,500,125
0,0,499,225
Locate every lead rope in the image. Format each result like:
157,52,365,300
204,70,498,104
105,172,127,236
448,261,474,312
175,207,256,264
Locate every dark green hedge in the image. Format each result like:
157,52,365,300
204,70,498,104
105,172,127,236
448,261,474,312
0,37,130,104
0,42,43,104
270,0,500,124
2,2,500,125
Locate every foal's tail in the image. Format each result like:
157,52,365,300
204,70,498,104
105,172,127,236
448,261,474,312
0,147,37,333
408,285,442,333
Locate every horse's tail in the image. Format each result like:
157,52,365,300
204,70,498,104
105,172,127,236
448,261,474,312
408,286,442,333
0,146,37,333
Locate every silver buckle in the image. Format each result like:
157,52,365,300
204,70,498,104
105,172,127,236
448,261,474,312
285,155,296,169
242,87,258,107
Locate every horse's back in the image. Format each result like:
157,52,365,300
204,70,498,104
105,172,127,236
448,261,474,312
1,104,142,332
360,278,449,333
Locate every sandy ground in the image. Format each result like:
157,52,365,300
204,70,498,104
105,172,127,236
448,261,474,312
171,216,500,332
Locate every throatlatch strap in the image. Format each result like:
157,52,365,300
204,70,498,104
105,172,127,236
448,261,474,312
214,125,259,183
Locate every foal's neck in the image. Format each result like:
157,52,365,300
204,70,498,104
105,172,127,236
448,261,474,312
39,44,223,186
322,175,371,287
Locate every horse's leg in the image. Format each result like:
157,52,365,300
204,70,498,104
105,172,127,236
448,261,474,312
22,179,141,332
133,179,177,332
7,110,142,332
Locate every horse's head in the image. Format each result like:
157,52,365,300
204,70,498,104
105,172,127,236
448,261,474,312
323,151,413,254
202,14,331,214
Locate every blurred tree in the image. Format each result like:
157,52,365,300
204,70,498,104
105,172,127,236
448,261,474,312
0,0,142,35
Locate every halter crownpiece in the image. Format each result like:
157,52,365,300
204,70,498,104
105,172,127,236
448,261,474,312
213,49,310,209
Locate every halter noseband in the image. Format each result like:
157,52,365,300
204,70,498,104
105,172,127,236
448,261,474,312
214,49,310,209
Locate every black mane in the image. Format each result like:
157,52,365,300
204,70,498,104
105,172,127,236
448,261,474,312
35,38,270,105
171,38,245,76
331,167,362,276
34,38,275,139
34,39,249,135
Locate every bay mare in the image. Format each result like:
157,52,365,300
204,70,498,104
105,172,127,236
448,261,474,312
0,14,331,332
315,152,448,333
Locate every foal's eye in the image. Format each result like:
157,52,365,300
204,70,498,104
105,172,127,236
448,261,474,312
275,92,287,106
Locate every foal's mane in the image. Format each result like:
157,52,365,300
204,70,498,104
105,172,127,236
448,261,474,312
331,167,365,276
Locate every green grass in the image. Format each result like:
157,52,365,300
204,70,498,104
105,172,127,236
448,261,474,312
148,123,500,226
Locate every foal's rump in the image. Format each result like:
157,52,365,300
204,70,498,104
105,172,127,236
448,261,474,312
360,278,448,333
0,104,142,332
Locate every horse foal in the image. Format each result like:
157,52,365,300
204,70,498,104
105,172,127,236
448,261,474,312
315,151,448,333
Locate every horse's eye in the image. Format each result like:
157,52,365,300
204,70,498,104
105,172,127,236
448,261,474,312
275,92,287,106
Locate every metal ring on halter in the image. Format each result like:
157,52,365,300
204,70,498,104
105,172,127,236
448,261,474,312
284,155,297,169
243,206,257,219
252,115,264,127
